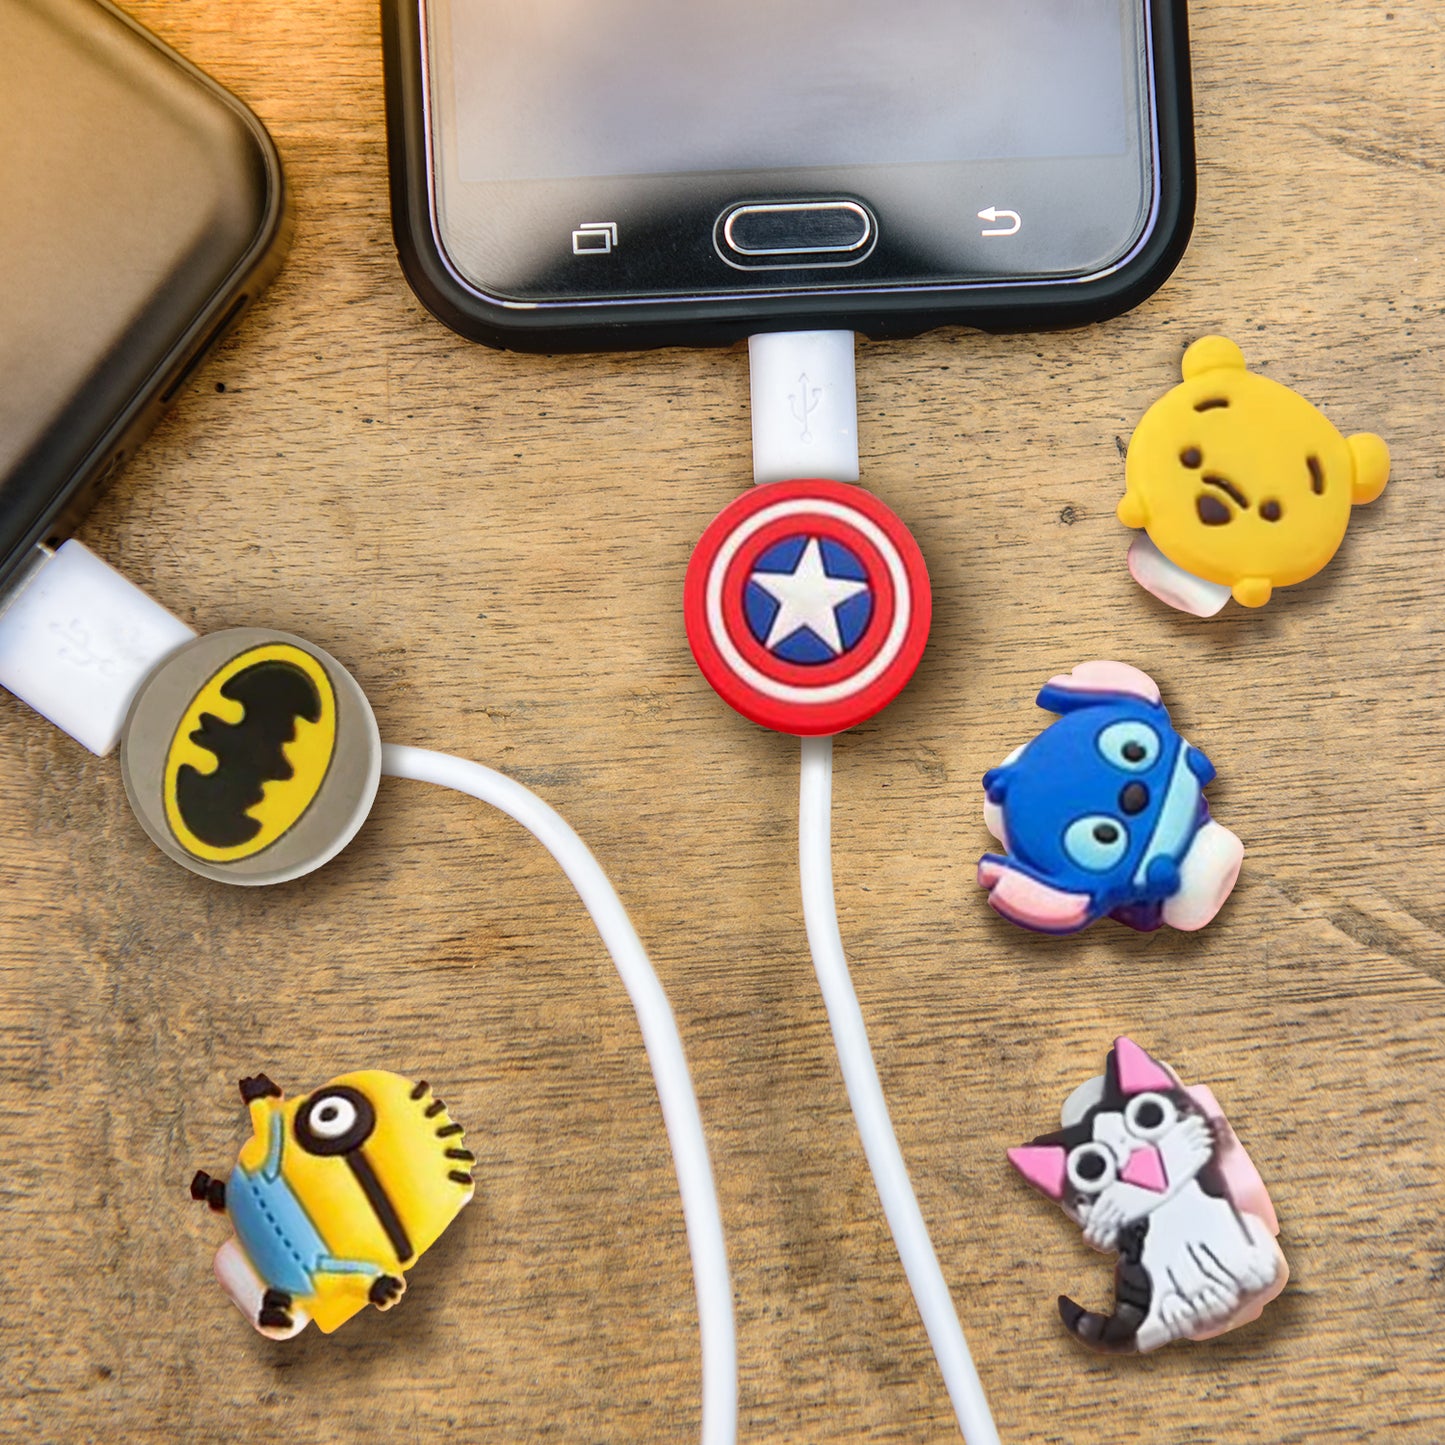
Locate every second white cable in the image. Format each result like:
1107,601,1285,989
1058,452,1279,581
381,743,737,1445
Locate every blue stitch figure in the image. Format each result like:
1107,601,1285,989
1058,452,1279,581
978,662,1243,936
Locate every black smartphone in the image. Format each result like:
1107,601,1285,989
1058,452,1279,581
0,0,289,595
383,0,1193,352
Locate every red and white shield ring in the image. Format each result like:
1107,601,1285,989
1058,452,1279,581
684,479,932,737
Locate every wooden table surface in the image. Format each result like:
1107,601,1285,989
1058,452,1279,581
4,2,1443,1441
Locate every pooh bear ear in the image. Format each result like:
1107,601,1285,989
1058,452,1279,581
1347,432,1390,506
1181,336,1248,382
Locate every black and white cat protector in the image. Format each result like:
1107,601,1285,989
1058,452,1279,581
1010,1038,1287,1354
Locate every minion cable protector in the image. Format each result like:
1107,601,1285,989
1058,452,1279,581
0,539,738,1445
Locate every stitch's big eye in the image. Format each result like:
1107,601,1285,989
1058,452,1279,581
1125,1092,1177,1141
1068,1143,1117,1196
1064,816,1130,871
1097,721,1161,773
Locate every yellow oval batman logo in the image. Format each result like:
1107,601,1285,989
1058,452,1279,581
163,644,338,863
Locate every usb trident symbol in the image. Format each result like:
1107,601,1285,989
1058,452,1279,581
50,617,127,678
789,373,823,443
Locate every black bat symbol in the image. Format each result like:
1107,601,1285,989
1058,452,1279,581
175,661,324,848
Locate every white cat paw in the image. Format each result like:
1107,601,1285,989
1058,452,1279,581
1159,1291,1195,1337
1237,1250,1280,1293
1165,1115,1214,1177
1191,1279,1240,1323
1080,1191,1130,1252
1236,1219,1283,1292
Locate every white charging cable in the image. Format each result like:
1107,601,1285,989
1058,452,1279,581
800,736,999,1445
749,331,1000,1445
381,744,737,1445
0,544,738,1445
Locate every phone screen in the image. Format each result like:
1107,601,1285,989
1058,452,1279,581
424,0,1156,307
450,1,1128,183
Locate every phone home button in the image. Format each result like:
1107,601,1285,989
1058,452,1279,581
715,200,876,269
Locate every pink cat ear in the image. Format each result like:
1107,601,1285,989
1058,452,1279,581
1114,1037,1175,1095
1008,1146,1068,1200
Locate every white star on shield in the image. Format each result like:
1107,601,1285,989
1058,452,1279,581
749,538,870,657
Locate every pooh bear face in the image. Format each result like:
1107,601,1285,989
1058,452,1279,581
1119,338,1389,608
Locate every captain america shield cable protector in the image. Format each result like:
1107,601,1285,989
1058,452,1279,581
683,330,1000,1445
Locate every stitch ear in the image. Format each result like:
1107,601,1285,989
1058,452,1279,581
1113,1037,1176,1096
978,857,1094,934
1037,660,1162,715
1009,1146,1069,1201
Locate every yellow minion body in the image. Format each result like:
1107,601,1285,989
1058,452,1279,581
197,1070,474,1336
1120,337,1390,609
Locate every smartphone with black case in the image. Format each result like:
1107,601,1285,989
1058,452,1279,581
383,0,1193,352
0,0,288,596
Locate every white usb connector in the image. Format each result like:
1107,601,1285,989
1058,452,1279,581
0,540,196,756
748,330,859,485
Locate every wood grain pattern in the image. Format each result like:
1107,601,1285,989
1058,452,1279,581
2,2,1443,1441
